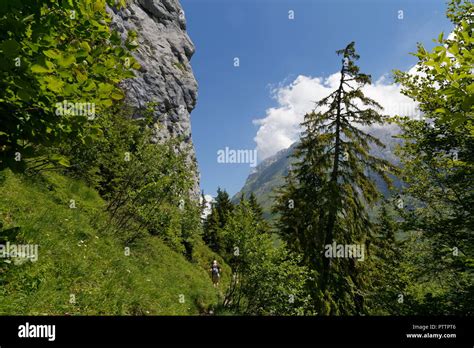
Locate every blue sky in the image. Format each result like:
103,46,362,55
180,0,453,197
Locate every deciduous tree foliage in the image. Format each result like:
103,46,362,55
69,105,200,257
221,198,312,315
392,0,473,314
0,0,138,168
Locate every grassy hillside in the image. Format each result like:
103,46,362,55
0,169,229,315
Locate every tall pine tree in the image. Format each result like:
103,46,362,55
275,42,395,314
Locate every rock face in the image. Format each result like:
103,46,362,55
107,0,200,197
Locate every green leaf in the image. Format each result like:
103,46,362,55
466,83,474,94
31,64,52,73
79,42,91,52
101,99,113,107
44,76,64,93
75,70,87,83
51,154,70,167
57,54,76,68
110,89,124,100
45,60,55,70
76,49,89,58
449,42,459,55
43,49,61,59
83,81,96,92
98,83,114,95
22,13,35,23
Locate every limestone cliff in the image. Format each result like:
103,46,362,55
108,0,200,197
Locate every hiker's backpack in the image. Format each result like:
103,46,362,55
212,266,219,275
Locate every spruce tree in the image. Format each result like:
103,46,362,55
200,191,206,215
248,192,264,220
365,203,408,314
214,187,234,228
203,205,221,252
202,187,234,252
275,42,395,314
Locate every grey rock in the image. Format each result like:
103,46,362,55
107,0,200,198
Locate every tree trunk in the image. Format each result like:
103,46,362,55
321,58,346,295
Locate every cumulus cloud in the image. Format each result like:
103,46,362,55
253,72,419,160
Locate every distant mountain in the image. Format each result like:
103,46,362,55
233,127,403,219
232,143,298,219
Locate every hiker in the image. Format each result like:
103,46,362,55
210,260,221,287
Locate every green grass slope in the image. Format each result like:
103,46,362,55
0,169,229,315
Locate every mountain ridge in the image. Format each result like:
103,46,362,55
234,126,403,219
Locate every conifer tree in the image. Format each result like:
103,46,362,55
365,203,408,314
248,192,264,220
275,42,395,314
202,187,234,252
203,205,221,252
247,192,271,234
214,187,234,228
200,191,207,221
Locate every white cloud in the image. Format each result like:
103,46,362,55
253,72,420,160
